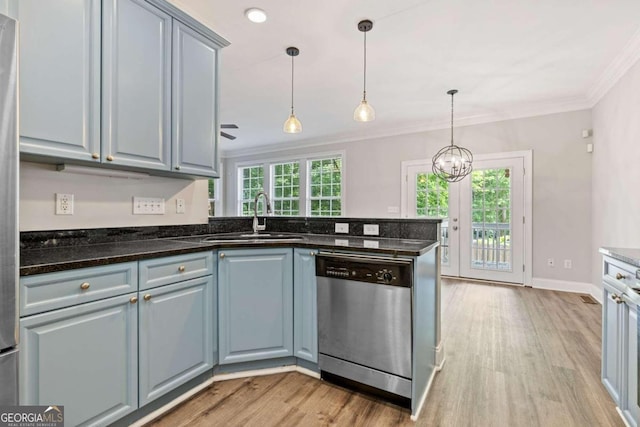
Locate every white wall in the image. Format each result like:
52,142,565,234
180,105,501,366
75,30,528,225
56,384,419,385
224,110,593,283
592,58,640,288
20,162,210,231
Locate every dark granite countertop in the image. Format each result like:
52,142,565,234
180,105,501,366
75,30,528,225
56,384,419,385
599,247,640,269
20,233,439,276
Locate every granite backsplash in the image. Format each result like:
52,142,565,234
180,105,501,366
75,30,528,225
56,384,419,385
20,217,441,250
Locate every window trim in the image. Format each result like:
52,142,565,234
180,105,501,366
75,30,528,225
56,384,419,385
234,150,346,217
208,163,224,218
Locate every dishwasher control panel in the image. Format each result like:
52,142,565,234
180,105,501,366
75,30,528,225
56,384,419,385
316,253,413,287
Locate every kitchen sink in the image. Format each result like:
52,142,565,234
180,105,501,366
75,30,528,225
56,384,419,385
200,233,304,243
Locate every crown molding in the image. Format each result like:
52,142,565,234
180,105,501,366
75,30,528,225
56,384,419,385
220,96,590,159
587,26,640,107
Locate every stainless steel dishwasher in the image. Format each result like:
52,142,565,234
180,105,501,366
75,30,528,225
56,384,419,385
316,252,413,399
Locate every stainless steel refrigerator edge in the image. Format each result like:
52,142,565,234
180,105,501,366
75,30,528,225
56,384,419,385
0,13,19,406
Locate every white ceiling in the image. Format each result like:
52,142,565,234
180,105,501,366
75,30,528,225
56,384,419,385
169,0,640,154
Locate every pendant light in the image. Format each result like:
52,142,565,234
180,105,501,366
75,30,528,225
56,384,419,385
283,47,302,134
354,20,375,122
432,90,473,182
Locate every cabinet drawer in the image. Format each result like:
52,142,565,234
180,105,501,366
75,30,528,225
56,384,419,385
20,262,138,316
604,257,639,291
139,252,213,290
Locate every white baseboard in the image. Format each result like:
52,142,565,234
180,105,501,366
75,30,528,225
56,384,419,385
435,343,446,371
532,277,602,304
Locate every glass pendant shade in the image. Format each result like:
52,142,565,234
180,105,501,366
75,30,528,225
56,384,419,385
354,97,375,122
283,112,302,133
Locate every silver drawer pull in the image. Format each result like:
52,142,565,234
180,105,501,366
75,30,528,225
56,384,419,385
80,282,90,290
220,252,225,259
615,272,626,280
178,265,186,273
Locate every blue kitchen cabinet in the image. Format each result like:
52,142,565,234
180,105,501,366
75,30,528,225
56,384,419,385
603,280,623,404
218,248,294,364
102,0,172,170
293,248,318,363
20,293,138,426
171,21,221,177
622,301,639,427
8,0,101,161
138,275,214,406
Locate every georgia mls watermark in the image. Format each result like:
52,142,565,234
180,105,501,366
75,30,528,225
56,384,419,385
0,406,64,427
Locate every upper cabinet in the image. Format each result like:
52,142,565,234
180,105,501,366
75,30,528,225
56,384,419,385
102,0,172,171
172,22,220,176
13,0,228,177
8,0,101,161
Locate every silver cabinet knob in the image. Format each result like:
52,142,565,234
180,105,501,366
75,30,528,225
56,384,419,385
220,252,225,259
310,251,315,256
616,272,626,280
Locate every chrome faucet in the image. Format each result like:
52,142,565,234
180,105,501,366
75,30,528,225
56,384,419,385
252,191,272,234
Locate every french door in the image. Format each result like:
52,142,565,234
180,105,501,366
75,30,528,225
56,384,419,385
404,153,528,284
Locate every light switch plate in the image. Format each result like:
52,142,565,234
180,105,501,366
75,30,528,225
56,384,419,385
335,223,349,234
363,224,379,236
133,197,165,215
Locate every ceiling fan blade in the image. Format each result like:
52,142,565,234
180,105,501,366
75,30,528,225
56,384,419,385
220,131,236,140
220,124,238,129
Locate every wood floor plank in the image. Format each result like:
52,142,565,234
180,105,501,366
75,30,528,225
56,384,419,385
146,280,624,427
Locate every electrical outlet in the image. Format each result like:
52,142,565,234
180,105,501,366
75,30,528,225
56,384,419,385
564,259,572,269
133,197,165,215
363,224,379,236
547,258,555,267
335,223,349,234
55,193,74,215
176,198,186,214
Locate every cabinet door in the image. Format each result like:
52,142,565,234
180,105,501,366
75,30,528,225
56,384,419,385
293,249,318,363
218,248,293,364
172,22,220,177
102,0,171,170
622,301,639,427
139,276,214,406
602,281,623,404
9,0,100,161
20,294,138,426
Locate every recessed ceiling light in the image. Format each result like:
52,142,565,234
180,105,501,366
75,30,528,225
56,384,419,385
245,8,267,23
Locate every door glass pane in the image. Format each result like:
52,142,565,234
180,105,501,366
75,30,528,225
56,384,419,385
415,173,449,265
470,168,512,271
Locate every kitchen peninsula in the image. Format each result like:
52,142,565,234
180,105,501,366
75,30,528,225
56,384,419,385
18,217,442,426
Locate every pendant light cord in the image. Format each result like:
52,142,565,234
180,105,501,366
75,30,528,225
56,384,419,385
291,54,295,114
363,31,367,100
450,91,454,147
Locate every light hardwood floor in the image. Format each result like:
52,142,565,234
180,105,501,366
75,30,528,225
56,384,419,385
147,280,624,427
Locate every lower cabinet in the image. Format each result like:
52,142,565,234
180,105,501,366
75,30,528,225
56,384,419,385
603,281,623,404
138,276,214,406
293,248,318,363
20,293,138,427
622,301,639,427
602,257,639,427
218,248,293,364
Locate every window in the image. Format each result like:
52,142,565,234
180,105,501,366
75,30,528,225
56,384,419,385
235,153,343,217
238,165,264,216
271,162,300,215
416,173,449,217
208,179,217,217
308,157,342,216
